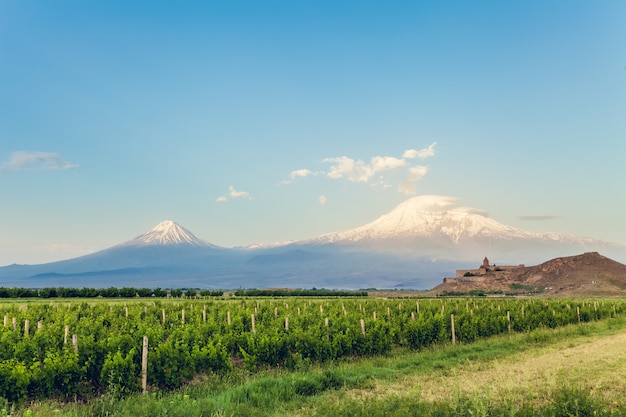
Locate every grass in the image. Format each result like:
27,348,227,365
4,316,626,416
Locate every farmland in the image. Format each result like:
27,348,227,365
1,295,625,416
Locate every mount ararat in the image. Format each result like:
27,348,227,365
1,196,624,290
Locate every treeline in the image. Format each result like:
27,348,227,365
0,287,224,299
233,288,368,297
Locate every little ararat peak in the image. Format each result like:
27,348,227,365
126,220,210,247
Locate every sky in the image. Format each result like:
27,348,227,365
0,1,625,265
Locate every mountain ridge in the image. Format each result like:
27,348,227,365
1,196,625,290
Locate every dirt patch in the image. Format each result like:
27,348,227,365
349,328,626,405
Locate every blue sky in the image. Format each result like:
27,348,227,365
1,1,624,265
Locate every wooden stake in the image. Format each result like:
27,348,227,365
451,314,456,345
577,306,580,323
142,336,148,394
64,325,69,344
251,314,256,332
227,311,231,326
203,305,207,323
507,311,511,333
162,309,166,325
72,334,78,353
325,317,329,327
24,320,29,337
360,319,365,335
181,309,185,325
285,316,289,331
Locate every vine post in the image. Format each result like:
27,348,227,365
141,336,148,394
507,311,511,333
451,314,456,345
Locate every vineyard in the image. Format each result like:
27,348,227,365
1,296,624,404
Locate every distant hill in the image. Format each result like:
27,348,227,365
432,252,626,297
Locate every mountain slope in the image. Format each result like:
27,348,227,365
0,221,239,285
303,196,625,264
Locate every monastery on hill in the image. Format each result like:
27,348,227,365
443,257,526,284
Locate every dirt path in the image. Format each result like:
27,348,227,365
356,329,626,404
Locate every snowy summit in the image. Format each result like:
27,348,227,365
308,195,602,249
123,220,211,247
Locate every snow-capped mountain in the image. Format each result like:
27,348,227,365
0,221,239,288
309,196,522,243
120,220,214,247
303,195,623,264
1,199,624,290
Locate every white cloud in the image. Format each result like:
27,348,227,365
319,195,327,205
371,156,406,173
0,151,78,173
324,156,373,182
398,166,428,195
323,155,405,183
290,144,437,196
217,186,252,202
289,169,313,180
403,142,437,159
228,186,251,199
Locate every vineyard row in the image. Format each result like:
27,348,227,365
0,297,623,403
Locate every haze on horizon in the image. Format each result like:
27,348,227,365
0,1,624,266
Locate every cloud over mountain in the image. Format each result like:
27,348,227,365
286,143,437,195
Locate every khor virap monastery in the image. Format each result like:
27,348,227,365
443,257,526,284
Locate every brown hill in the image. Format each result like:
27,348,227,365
432,252,626,297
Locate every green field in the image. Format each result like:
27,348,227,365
1,296,625,416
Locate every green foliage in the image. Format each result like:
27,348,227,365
102,349,139,396
0,297,623,406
